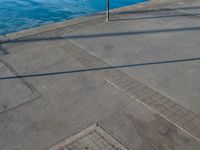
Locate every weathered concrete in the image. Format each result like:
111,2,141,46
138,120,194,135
0,0,200,150
0,60,39,113
67,1,200,114
100,101,200,150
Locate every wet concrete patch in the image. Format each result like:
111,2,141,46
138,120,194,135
0,60,39,113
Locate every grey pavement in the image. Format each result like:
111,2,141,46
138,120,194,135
0,0,200,150
67,3,200,114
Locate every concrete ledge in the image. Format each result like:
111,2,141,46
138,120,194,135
5,14,104,40
0,35,9,43
2,0,196,41
3,0,163,40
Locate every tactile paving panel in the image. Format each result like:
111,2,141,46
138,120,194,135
49,124,127,150
56,40,200,141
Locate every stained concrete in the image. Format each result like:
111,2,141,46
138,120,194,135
100,101,200,150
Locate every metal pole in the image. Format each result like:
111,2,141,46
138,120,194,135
106,0,110,21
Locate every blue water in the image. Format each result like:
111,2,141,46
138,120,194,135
0,0,147,35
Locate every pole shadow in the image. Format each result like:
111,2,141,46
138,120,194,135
0,57,200,80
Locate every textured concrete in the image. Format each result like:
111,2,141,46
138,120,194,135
100,102,200,150
0,0,200,150
51,39,200,140
67,1,200,114
0,60,39,113
49,124,128,150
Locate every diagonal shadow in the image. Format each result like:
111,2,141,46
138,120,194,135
0,57,200,80
116,6,200,15
110,13,200,21
1,26,200,44
0,5,199,45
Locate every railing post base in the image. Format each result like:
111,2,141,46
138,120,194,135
106,0,110,22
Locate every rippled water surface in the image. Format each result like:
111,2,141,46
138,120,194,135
0,0,147,35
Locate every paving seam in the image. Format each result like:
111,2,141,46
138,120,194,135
64,40,200,142
0,58,41,114
97,123,130,150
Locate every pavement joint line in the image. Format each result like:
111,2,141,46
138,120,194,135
0,58,40,97
64,40,200,142
0,58,41,114
97,123,130,150
0,96,40,115
104,78,200,143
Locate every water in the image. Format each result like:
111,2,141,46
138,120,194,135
0,0,147,35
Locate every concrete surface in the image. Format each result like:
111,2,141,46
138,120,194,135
67,2,200,114
100,101,200,150
49,124,128,150
0,60,39,113
0,0,200,150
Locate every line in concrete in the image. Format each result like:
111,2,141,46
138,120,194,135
62,40,200,142
0,58,41,114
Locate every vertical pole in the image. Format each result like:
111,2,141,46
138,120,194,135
106,0,110,21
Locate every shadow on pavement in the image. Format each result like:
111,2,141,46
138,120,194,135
1,26,200,44
0,57,200,80
110,13,200,21
116,6,200,15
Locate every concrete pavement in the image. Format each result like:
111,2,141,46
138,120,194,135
0,0,200,149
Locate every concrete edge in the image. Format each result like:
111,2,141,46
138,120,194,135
48,124,98,150
5,14,104,40
64,40,200,143
3,0,161,41
0,35,9,43
48,124,128,150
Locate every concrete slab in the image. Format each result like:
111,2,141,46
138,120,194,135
51,39,200,140
0,0,200,150
67,2,200,114
0,60,39,113
0,40,129,150
1,32,199,150
100,101,200,150
0,72,132,150
1,40,85,75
